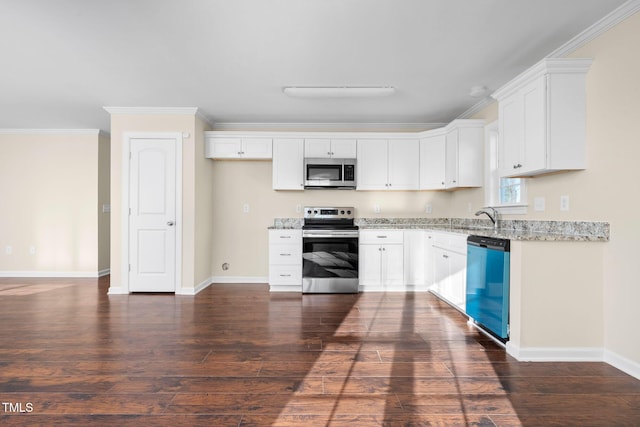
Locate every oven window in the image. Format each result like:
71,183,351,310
307,164,342,181
303,238,358,278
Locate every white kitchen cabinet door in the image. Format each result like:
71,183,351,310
304,139,332,158
493,58,591,177
359,244,383,287
330,139,357,158
404,230,425,288
444,123,483,189
272,138,304,190
424,232,435,288
432,245,466,311
304,138,357,159
205,137,242,158
448,251,467,310
445,129,460,189
381,244,404,287
357,139,389,190
205,137,271,159
419,133,446,190
388,139,420,190
242,138,272,158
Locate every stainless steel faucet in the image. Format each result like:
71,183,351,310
475,207,499,230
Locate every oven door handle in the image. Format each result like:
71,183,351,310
302,231,359,238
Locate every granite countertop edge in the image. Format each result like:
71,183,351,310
269,218,610,242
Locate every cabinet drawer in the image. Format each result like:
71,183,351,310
269,265,302,285
269,229,302,243
269,244,302,265
432,231,467,254
359,230,403,245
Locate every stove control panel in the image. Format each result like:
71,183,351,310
304,206,355,219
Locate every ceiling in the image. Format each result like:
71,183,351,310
0,0,629,133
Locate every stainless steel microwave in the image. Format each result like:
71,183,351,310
304,158,356,189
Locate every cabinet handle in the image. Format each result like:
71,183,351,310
280,274,291,277
441,181,445,185
280,236,292,239
382,247,386,251
327,151,331,155
443,254,449,259
376,235,387,239
513,163,523,169
280,253,291,256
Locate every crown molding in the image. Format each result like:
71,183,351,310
210,122,443,132
0,129,101,136
103,107,200,116
456,97,496,119
548,0,640,58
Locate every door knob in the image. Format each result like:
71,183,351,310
167,221,175,226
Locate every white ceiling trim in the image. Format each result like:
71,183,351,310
210,122,444,132
0,129,101,135
548,0,640,57
103,107,200,116
456,97,495,120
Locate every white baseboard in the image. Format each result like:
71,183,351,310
176,276,214,295
107,286,128,295
98,269,110,277
0,270,105,278
604,349,640,381
211,276,268,284
507,343,604,362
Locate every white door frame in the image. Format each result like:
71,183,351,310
117,132,183,294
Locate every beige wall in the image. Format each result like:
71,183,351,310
0,131,108,276
194,116,215,288
109,113,205,293
210,158,453,278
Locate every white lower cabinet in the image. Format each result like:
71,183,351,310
404,230,426,289
268,229,302,291
359,230,404,291
429,232,467,311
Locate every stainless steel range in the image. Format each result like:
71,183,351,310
302,207,359,293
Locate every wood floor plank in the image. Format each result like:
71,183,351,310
0,277,639,425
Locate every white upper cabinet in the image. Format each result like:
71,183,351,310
357,139,419,190
444,121,484,189
419,131,446,190
272,138,304,190
205,136,272,159
492,58,592,178
304,138,357,158
419,120,483,190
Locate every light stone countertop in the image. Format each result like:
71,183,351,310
270,217,609,242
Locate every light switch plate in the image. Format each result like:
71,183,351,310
534,197,545,211
560,195,570,211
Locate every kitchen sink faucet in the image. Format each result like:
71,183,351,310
475,207,499,230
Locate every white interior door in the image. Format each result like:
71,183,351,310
129,137,177,292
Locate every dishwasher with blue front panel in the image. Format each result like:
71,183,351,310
465,235,510,342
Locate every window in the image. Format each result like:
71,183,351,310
484,120,527,214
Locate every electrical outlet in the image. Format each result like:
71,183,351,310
295,204,302,213
29,246,36,255
425,203,432,214
374,204,381,214
243,203,250,213
5,246,12,255
560,195,570,211
534,197,545,212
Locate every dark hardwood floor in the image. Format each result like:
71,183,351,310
0,277,639,426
